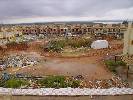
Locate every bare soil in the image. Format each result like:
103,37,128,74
0,40,123,82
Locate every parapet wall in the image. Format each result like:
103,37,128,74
0,87,133,96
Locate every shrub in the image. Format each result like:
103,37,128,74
67,38,92,48
37,76,81,88
37,76,67,88
44,40,65,52
105,60,126,67
105,60,126,73
44,38,93,52
4,79,28,88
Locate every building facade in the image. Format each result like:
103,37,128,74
0,23,127,38
20,23,127,36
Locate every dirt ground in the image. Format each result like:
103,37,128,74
0,40,123,82
7,55,112,81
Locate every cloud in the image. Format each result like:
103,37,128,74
0,0,133,23
102,7,133,20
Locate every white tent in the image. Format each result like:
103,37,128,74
91,40,109,49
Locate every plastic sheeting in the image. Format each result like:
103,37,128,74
91,40,109,49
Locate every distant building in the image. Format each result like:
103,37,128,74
0,23,128,38
19,23,127,36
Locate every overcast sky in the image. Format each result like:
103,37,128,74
0,0,133,23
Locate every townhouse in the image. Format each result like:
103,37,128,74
0,23,128,38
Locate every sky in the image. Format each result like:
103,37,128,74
0,0,133,23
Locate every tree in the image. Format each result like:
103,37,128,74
122,20,128,25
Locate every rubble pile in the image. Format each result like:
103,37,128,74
0,54,40,70
0,59,6,70
0,34,45,46
87,44,123,57
86,77,129,89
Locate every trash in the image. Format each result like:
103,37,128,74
0,54,40,69
86,76,129,89
74,75,84,80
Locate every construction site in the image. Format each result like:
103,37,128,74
0,22,133,100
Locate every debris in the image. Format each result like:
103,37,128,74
86,76,129,89
0,54,39,70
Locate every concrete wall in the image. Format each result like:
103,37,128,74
0,95,133,100
123,22,133,55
